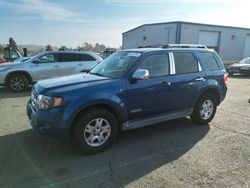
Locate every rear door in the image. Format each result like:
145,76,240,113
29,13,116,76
31,53,60,81
58,53,98,76
170,51,205,110
58,53,79,76
78,53,99,72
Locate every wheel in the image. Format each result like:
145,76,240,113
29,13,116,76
190,94,217,125
73,109,118,154
7,74,29,92
229,72,234,76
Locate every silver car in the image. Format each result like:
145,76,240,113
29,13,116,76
0,51,103,91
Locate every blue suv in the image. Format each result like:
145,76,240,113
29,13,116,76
27,45,228,154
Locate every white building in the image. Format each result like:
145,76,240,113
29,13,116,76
122,21,250,62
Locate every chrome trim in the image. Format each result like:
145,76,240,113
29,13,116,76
169,52,176,74
198,61,202,72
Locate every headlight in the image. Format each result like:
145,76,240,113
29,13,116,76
37,95,63,111
0,66,8,71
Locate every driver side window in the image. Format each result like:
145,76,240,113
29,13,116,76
138,53,170,78
39,54,56,63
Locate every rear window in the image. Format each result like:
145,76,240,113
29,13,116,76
198,52,221,71
174,52,199,74
59,53,79,62
59,53,96,62
78,54,96,61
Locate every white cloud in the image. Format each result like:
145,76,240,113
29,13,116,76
101,0,240,5
1,0,90,23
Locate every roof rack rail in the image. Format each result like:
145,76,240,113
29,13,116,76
137,45,164,48
162,44,208,49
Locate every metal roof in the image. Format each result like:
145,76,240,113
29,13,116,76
122,21,250,35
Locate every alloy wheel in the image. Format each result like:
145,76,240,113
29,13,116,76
84,118,111,147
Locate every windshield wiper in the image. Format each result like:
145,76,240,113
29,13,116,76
89,72,106,77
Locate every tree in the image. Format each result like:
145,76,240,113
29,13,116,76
94,43,106,52
58,45,68,51
83,42,94,51
8,37,18,50
45,44,53,51
0,44,3,52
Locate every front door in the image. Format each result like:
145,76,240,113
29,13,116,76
31,53,60,81
126,52,174,120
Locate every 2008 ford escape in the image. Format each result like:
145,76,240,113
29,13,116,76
27,45,228,154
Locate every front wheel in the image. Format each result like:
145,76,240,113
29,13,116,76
7,74,29,92
73,109,118,154
190,94,217,125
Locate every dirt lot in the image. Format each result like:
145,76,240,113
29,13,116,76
0,76,249,188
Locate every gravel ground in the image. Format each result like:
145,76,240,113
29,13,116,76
0,75,249,188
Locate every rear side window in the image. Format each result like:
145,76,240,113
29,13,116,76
79,54,96,61
139,53,170,78
59,53,79,62
174,52,199,74
198,52,221,71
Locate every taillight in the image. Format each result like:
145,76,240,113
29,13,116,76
224,73,228,86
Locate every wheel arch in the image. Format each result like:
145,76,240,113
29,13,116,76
69,103,123,140
196,87,221,106
5,71,33,85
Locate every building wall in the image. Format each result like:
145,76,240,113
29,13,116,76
180,23,250,61
122,23,177,49
122,22,250,61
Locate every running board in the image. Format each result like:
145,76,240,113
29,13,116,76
122,108,193,130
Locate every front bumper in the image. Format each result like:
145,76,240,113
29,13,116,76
26,101,69,140
0,71,7,85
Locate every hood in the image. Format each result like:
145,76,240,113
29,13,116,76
34,73,111,93
0,61,23,66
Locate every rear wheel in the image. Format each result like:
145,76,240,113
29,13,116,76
73,109,118,154
190,94,217,125
7,74,29,92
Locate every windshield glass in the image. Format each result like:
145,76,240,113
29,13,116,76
90,51,141,78
239,57,250,64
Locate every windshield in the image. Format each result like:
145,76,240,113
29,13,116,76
239,57,250,64
90,51,141,78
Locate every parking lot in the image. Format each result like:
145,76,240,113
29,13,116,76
0,76,249,188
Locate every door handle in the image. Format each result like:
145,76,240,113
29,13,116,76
161,81,171,86
195,77,205,82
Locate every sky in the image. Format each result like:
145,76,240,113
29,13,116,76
0,0,249,48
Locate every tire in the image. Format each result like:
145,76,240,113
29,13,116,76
7,74,29,92
190,94,217,125
73,109,118,154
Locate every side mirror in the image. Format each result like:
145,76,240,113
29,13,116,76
32,60,40,64
132,69,149,80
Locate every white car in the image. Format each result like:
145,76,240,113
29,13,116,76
0,51,103,91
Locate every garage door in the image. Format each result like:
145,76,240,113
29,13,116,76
243,35,250,58
198,31,220,51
